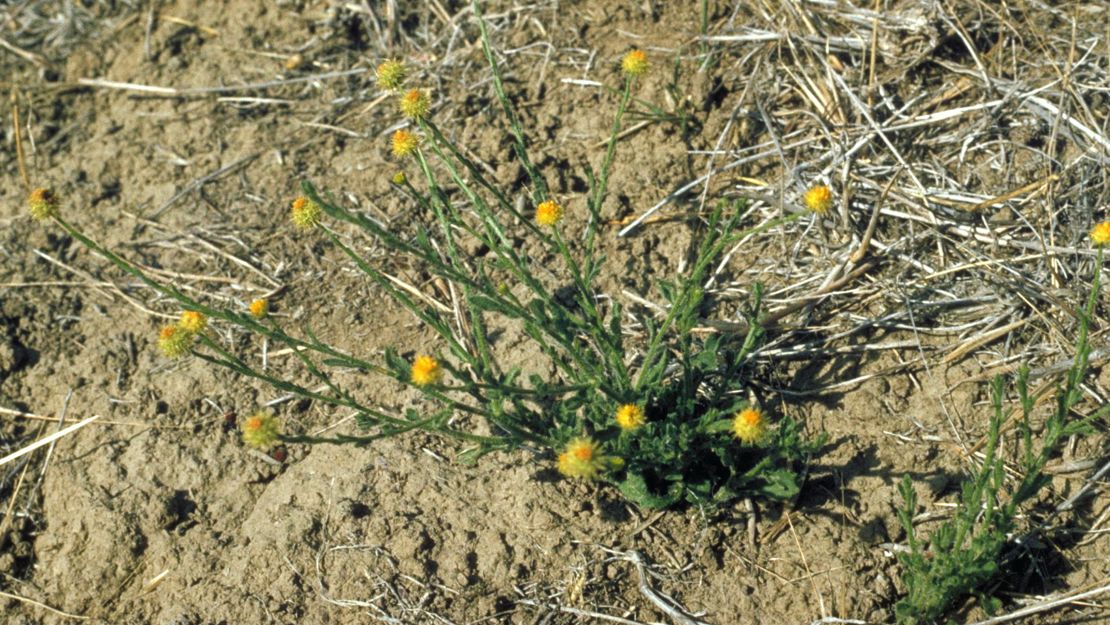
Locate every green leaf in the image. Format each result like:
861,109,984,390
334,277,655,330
759,470,800,500
617,471,682,509
705,418,735,435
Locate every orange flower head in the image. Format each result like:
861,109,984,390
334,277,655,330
733,407,768,445
399,89,430,120
535,200,563,227
157,325,192,358
391,129,419,158
410,354,442,386
803,185,833,214
615,404,645,431
291,196,322,230
179,310,208,334
249,299,269,319
556,437,605,480
621,50,649,77
28,187,59,221
242,410,281,449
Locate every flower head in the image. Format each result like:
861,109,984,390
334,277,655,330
556,437,605,480
621,50,649,78
291,196,322,230
803,185,833,214
179,310,208,334
391,129,419,158
1091,221,1110,247
392,172,407,185
732,407,767,445
375,59,406,91
157,325,193,358
399,89,430,120
249,299,269,319
615,404,645,431
535,200,563,227
410,354,442,386
242,410,282,450
28,188,59,221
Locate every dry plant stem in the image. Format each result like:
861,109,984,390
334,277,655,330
963,579,1110,625
514,599,649,625
0,415,100,466
618,549,711,625
75,67,368,97
472,0,547,203
0,590,87,620
11,89,30,188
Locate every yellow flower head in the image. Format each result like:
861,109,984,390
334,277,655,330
242,410,281,450
392,172,407,185
179,310,208,334
615,404,645,431
1091,221,1110,247
410,354,442,386
399,89,430,120
291,196,322,230
621,50,649,77
249,298,269,319
535,200,563,227
733,407,767,445
803,185,833,214
28,187,59,221
376,59,407,91
391,129,419,158
556,437,605,480
157,325,192,358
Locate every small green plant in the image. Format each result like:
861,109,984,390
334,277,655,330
28,1,823,510
893,244,1109,623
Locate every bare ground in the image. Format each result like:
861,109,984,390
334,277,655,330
2,1,1109,624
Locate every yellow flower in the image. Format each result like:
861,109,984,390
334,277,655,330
556,437,605,480
1091,222,1110,247
410,354,441,386
535,200,563,227
803,185,833,214
399,89,430,120
157,325,192,358
615,404,645,431
375,59,406,91
392,172,406,185
28,187,59,221
249,299,269,319
391,129,419,158
291,196,322,230
242,410,281,450
621,50,649,77
179,310,208,333
733,407,767,445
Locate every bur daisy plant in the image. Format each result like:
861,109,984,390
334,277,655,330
375,59,406,91
534,200,562,227
1090,220,1110,246
410,355,442,387
28,187,59,221
290,196,322,229
803,184,833,214
391,129,419,158
399,89,430,120
40,0,821,511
